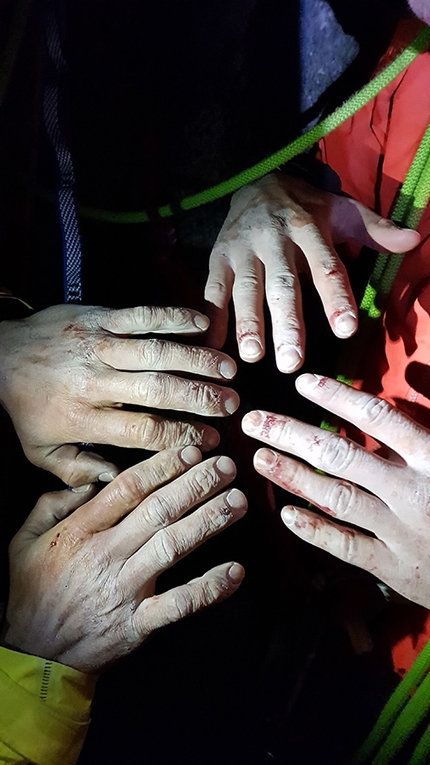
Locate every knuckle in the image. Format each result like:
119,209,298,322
234,273,261,296
165,588,195,621
140,338,168,368
338,530,358,563
111,470,147,507
318,435,356,473
141,492,176,528
138,372,168,407
187,466,218,500
362,396,394,428
269,272,296,295
152,528,181,568
326,481,357,518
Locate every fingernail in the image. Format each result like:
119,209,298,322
205,429,221,450
194,314,210,331
281,506,296,525
216,456,236,475
254,448,278,469
98,471,117,482
240,337,263,360
333,311,356,338
295,373,327,393
181,446,201,465
228,562,244,584
226,488,247,510
219,358,237,379
71,483,93,493
242,410,264,432
277,345,302,373
224,392,240,415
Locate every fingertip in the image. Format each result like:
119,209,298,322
180,445,202,466
227,562,245,585
276,345,303,373
239,336,264,362
281,506,297,526
193,313,210,332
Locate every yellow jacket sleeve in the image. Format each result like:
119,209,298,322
0,647,97,765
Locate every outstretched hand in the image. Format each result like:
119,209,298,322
243,375,430,609
3,446,246,673
205,173,420,372
0,304,240,486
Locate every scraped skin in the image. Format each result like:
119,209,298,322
205,173,420,372
0,305,239,486
242,375,430,608
3,447,246,673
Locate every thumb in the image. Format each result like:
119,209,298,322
11,486,95,549
357,202,421,253
33,444,120,487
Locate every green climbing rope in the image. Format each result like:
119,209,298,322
76,25,430,224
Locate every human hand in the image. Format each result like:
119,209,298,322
3,446,246,672
205,172,420,372
242,375,430,609
0,304,240,486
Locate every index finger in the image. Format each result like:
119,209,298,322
68,446,203,534
295,374,430,467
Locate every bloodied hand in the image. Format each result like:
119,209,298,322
242,375,430,608
205,173,420,372
0,304,240,486
2,446,246,673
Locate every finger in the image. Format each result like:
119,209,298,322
242,409,396,500
96,337,237,381
94,306,210,335
72,447,203,534
287,220,357,339
254,448,390,535
281,504,388,576
295,374,430,468
66,408,221,452
345,199,421,253
204,248,235,349
263,240,304,372
134,562,245,636
124,488,247,585
95,372,239,416
232,253,265,362
34,444,120,488
110,455,238,557
11,486,95,550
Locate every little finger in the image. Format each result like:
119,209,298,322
281,505,388,575
134,561,245,637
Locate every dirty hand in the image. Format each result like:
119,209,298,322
0,304,240,486
205,172,420,372
242,375,430,608
3,446,246,672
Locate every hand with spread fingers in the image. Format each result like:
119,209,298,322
205,172,420,372
0,304,240,487
2,446,246,673
242,374,430,609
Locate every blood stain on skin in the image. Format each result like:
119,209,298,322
261,413,280,439
316,376,329,389
50,532,61,549
311,435,323,447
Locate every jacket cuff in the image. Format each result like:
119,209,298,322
0,647,97,765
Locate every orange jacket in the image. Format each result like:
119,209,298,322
319,20,430,676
